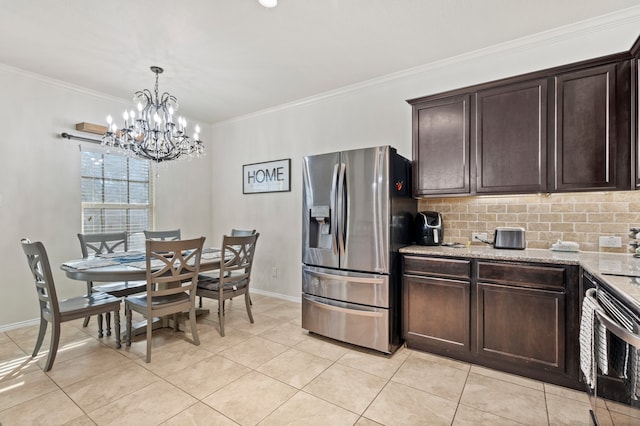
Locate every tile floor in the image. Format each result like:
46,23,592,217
1,294,639,425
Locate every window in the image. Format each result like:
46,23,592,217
81,150,153,250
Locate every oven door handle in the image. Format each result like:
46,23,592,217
595,309,640,348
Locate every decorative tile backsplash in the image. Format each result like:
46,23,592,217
417,191,640,253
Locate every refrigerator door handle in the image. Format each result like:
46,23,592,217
337,162,346,256
330,163,341,255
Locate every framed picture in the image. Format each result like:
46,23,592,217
243,158,291,194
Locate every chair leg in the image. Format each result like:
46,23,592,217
105,312,112,336
245,292,254,324
83,281,92,327
145,313,153,363
113,309,121,349
218,300,225,337
32,316,48,357
97,313,104,338
44,322,61,372
189,307,200,346
125,305,132,347
198,296,202,309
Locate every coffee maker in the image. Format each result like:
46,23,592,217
415,211,444,246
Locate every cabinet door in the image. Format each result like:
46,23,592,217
411,94,471,196
476,79,547,193
552,64,620,191
477,282,565,372
403,274,470,353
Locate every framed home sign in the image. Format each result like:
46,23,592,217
243,158,291,194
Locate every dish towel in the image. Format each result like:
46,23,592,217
580,288,608,387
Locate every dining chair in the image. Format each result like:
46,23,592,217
197,233,259,336
143,229,181,241
125,236,205,363
21,239,122,371
77,232,146,330
197,228,257,308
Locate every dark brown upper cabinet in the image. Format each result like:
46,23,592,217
476,79,547,194
632,35,640,188
551,63,630,192
411,94,471,196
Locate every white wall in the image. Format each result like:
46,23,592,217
209,11,640,300
0,67,213,329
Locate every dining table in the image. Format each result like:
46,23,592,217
60,248,224,337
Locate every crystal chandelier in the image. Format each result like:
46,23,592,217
102,66,205,162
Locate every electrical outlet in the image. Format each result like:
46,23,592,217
271,267,278,278
599,236,622,248
472,232,488,242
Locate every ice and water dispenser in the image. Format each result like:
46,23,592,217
308,205,332,249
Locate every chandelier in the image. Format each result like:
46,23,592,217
102,66,205,162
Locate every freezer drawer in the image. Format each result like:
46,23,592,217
302,265,389,307
302,294,391,353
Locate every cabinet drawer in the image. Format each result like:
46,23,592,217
477,261,565,291
404,255,471,280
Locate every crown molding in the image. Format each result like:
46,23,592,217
216,5,640,127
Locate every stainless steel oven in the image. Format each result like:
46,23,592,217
582,271,640,425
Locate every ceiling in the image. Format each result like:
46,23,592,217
2,0,640,125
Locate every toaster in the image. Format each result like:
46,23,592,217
493,227,526,250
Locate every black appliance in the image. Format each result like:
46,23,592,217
415,211,443,246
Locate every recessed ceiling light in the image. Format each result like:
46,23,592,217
258,0,277,8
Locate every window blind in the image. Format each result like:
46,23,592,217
81,151,153,251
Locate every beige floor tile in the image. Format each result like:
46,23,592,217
259,304,301,322
606,398,640,420
132,341,214,376
223,314,282,336
45,347,129,388
469,364,544,391
202,371,297,425
161,402,238,426
257,348,332,388
197,327,255,354
338,346,410,380
0,370,58,411
88,380,197,425
460,372,548,425
258,321,309,347
364,381,458,426
0,388,84,426
164,355,251,400
0,340,28,361
609,409,640,425
391,352,468,402
354,417,384,425
61,414,99,426
0,332,11,344
405,349,471,372
544,383,590,404
452,404,523,425
303,363,388,414
218,336,288,369
294,334,354,362
545,392,592,425
63,363,160,413
34,336,112,369
259,391,359,426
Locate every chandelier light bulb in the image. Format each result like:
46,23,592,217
106,115,113,125
123,111,129,121
130,110,135,120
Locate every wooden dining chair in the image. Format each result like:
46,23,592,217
77,232,146,330
197,233,259,336
125,237,205,363
21,239,122,371
143,229,181,241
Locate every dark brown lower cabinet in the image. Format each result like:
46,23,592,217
477,282,564,372
404,275,470,353
402,255,580,389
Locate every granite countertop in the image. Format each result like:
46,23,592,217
400,244,640,313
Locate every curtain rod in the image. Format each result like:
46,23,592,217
60,132,101,144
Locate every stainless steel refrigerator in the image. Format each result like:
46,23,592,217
301,146,416,353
